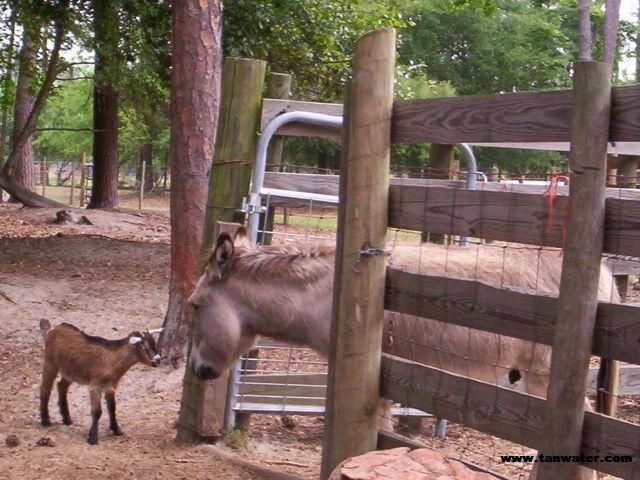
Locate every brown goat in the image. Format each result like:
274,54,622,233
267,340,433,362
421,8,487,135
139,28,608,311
39,319,162,445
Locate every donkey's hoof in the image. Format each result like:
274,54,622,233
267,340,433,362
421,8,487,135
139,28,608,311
62,418,73,426
111,428,124,436
87,435,98,445
41,418,52,427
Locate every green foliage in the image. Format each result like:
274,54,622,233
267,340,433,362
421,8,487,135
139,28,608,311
224,0,411,100
34,75,92,160
399,0,579,95
225,428,251,450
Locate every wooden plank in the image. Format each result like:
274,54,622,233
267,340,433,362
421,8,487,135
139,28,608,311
388,184,640,257
321,28,396,479
392,84,640,145
393,90,573,144
380,354,640,479
261,98,342,140
385,268,640,365
388,185,568,248
587,365,640,395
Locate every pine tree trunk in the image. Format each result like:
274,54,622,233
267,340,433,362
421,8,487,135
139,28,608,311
160,0,223,364
88,0,119,209
8,28,36,199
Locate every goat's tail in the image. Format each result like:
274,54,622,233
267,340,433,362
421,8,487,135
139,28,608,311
39,318,52,341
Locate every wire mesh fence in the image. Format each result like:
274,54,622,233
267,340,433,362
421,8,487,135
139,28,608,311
228,161,640,479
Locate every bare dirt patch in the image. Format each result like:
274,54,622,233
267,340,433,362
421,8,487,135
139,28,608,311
0,210,312,480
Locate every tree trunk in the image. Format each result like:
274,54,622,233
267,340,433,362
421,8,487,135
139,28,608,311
0,10,17,203
603,0,622,66
88,0,119,209
160,0,223,365
578,0,592,61
8,28,37,199
0,13,69,209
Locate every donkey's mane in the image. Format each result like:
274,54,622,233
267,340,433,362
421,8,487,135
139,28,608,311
230,244,336,282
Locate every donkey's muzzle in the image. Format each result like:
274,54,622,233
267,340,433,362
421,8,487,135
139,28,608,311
195,365,220,380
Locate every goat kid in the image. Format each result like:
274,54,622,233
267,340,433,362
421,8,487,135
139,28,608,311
39,319,163,445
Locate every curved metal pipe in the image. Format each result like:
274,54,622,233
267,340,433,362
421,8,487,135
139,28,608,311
456,143,478,247
248,112,343,242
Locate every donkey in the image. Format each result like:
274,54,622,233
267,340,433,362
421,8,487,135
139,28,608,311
188,229,618,480
189,229,619,389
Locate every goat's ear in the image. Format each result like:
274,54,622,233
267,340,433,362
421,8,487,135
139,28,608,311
147,328,163,335
233,226,252,249
212,233,234,276
129,336,142,345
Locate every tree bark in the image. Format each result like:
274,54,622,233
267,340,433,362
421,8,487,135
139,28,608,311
0,10,17,202
578,0,592,60
88,0,119,209
8,28,37,198
0,12,68,209
160,0,223,365
603,0,622,65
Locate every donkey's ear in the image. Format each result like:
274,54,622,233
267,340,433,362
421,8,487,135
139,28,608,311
233,226,252,249
212,233,235,276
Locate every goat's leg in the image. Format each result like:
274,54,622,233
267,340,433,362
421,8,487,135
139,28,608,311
57,378,73,425
39,363,58,427
105,390,123,436
87,387,103,445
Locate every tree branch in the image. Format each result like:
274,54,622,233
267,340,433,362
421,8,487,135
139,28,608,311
55,76,94,81
578,0,592,61
35,127,112,132
603,0,622,65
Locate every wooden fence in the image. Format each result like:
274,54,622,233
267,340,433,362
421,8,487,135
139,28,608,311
288,29,640,479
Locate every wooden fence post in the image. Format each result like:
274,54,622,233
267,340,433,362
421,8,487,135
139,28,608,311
320,28,396,479
139,160,146,210
79,152,86,207
597,153,638,417
41,157,47,196
69,162,75,206
536,61,611,479
261,72,292,246
176,57,266,442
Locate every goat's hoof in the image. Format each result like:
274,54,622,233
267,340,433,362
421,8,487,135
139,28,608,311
62,418,73,426
41,418,51,427
87,436,98,445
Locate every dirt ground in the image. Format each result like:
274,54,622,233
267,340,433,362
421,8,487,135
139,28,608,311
0,204,318,480
0,202,636,480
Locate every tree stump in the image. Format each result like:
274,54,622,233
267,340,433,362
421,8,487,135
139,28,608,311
329,447,500,480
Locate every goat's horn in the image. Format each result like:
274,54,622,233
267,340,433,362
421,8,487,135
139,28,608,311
129,336,142,345
148,328,164,334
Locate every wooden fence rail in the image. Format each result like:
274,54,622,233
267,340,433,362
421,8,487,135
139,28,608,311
385,268,640,365
261,84,640,146
380,354,640,479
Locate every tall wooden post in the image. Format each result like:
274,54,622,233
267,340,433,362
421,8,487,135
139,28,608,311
69,162,75,206
41,157,47,196
79,151,87,208
176,57,266,442
262,72,292,245
536,61,611,479
320,28,396,479
139,160,146,210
